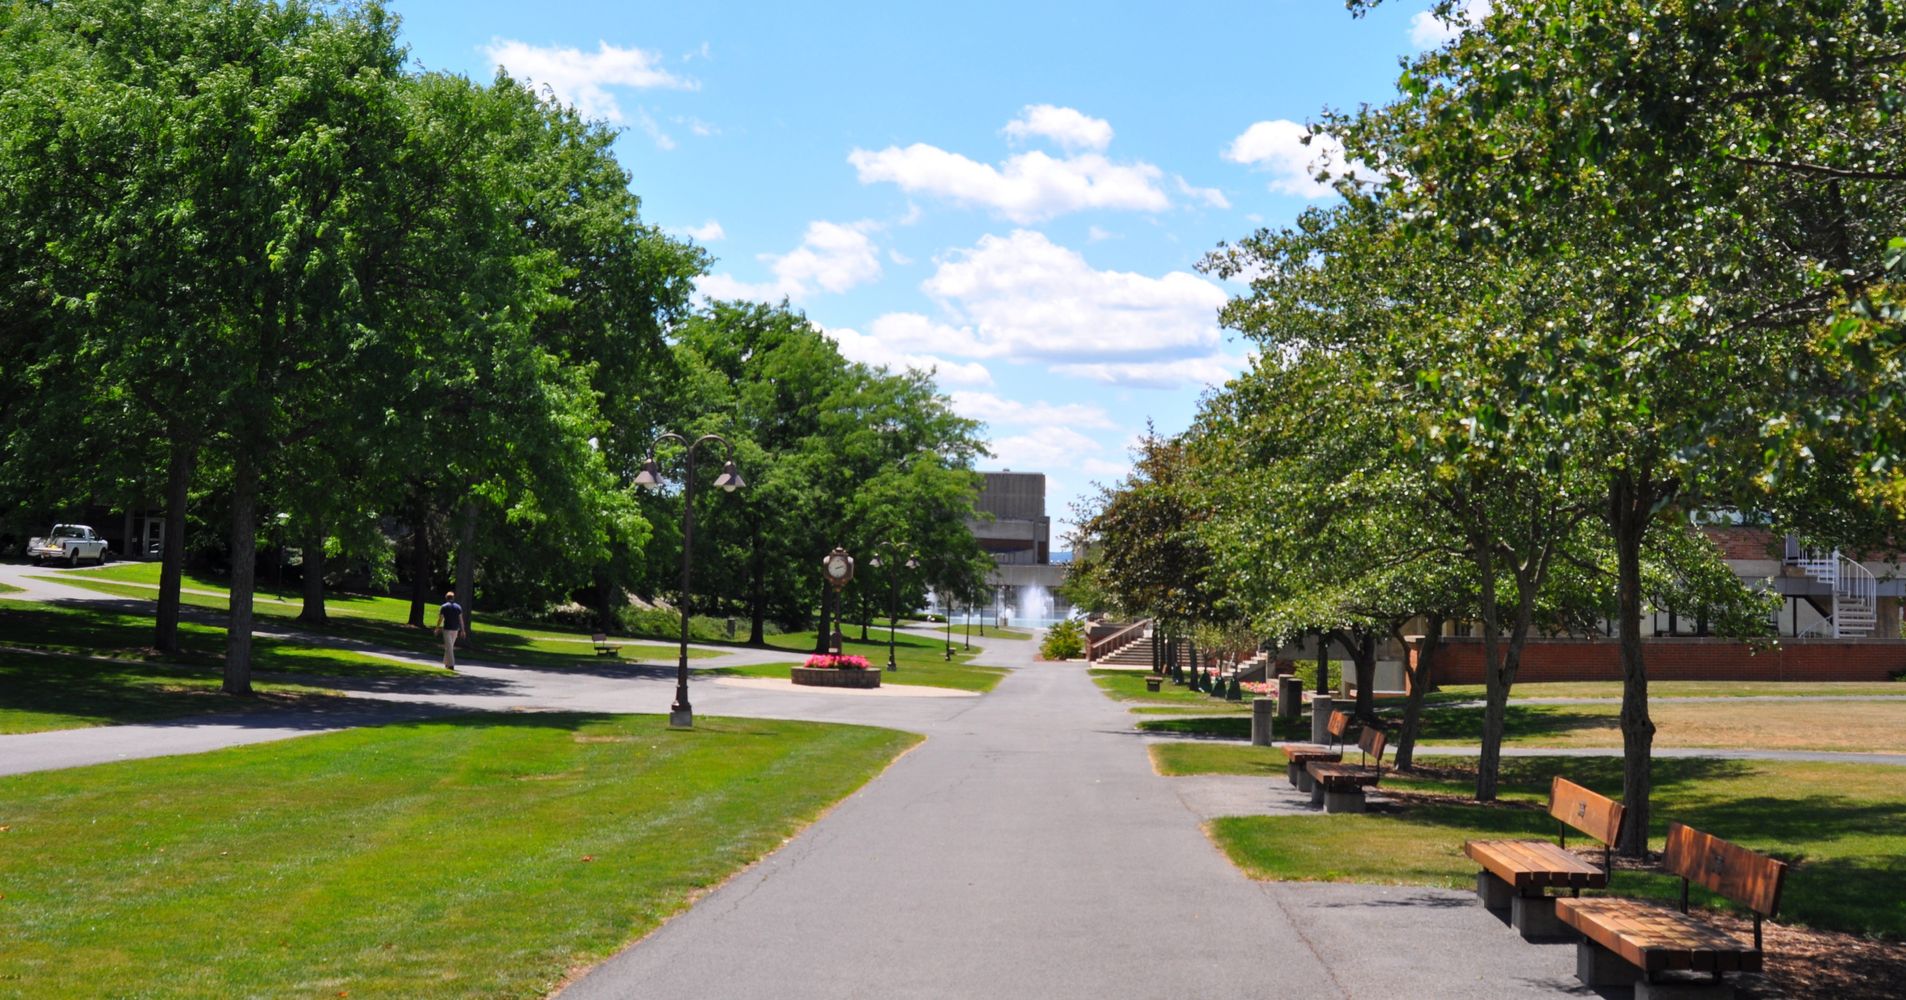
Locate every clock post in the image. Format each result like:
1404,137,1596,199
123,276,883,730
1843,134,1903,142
821,547,855,654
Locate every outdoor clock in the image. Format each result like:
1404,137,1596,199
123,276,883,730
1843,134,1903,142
822,547,855,588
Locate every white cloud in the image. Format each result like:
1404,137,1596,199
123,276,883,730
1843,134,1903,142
1003,104,1114,152
697,220,881,303
919,230,1227,360
989,427,1103,471
1080,457,1133,481
1410,1,1492,49
823,326,994,386
484,39,696,124
947,392,1117,430
1086,225,1118,242
1223,119,1364,198
682,220,724,242
633,108,675,150
849,145,1169,223
1051,352,1252,390
1174,175,1231,209
887,248,914,266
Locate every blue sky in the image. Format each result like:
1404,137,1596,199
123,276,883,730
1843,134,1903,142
386,0,1478,539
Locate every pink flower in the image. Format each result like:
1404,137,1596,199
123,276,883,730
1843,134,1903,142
803,654,874,670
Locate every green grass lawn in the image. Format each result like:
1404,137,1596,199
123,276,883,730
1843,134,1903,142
727,629,1010,691
1090,669,1255,712
0,646,339,734
0,581,22,595
55,561,649,641
1153,742,1905,940
0,601,441,732
714,659,1006,693
0,712,919,998
35,569,717,670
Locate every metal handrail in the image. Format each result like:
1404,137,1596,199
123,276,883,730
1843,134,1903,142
1088,618,1151,661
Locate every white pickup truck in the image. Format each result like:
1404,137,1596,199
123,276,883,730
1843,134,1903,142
26,524,110,566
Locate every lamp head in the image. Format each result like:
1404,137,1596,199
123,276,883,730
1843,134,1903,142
633,457,662,490
714,459,744,493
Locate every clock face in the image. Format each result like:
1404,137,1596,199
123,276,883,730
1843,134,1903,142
824,553,852,581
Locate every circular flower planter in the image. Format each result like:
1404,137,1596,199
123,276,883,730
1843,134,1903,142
791,666,882,689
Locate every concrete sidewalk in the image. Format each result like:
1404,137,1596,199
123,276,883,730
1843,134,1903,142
559,646,1584,1000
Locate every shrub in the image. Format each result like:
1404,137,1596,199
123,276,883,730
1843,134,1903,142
617,607,741,642
1041,619,1085,660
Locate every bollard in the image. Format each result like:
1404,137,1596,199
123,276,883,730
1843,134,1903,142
1309,693,1334,744
1251,697,1276,746
1277,675,1303,720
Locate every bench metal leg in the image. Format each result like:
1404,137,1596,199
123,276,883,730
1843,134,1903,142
1476,870,1515,910
1575,940,1635,988
1321,786,1365,813
1510,893,1573,941
1635,975,1734,1000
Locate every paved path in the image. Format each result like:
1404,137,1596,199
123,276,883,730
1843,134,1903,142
559,639,1584,1000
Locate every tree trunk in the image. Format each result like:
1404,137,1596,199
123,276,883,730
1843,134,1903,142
1393,621,1441,770
224,449,259,694
154,438,192,653
595,572,615,633
1349,630,1377,721
456,500,478,637
747,527,766,645
407,491,430,628
1315,631,1330,694
1475,545,1504,802
298,520,327,625
814,576,832,653
859,589,871,642
1612,471,1658,856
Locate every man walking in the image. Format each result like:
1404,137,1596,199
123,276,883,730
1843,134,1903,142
435,590,468,670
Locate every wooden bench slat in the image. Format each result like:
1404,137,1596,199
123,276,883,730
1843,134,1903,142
1556,897,1761,975
1549,776,1624,846
1464,839,1607,892
1306,762,1381,789
1664,822,1787,918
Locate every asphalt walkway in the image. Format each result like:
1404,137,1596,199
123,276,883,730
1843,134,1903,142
558,638,1585,1000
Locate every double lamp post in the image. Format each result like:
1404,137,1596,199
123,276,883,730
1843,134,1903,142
634,431,744,729
866,543,918,671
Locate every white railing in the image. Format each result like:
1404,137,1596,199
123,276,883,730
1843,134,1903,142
1786,540,1878,638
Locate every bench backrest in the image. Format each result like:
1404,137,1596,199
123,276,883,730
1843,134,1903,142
592,633,608,642
1326,711,1351,744
1664,822,1787,919
1355,724,1387,766
1548,777,1623,847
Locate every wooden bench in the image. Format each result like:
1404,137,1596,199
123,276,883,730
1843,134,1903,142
1464,776,1624,940
1279,710,1350,792
591,633,620,657
1556,822,1788,999
1304,724,1387,813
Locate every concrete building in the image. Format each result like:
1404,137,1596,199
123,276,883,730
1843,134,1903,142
958,471,1070,626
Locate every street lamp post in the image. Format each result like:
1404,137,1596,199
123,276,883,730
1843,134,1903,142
963,598,971,650
867,544,918,672
634,432,744,729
